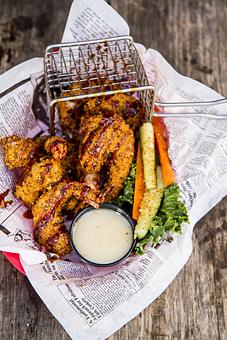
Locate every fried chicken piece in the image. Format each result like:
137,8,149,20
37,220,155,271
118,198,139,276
44,136,68,161
104,128,135,201
32,180,103,256
78,113,135,200
58,83,84,137
84,93,143,130
42,136,77,177
58,100,83,137
64,196,78,211
0,134,65,168
57,80,143,137
1,134,78,206
79,115,123,175
0,135,38,169
79,113,104,143
15,158,64,207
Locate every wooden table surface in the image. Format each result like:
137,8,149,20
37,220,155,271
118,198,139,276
0,1,226,339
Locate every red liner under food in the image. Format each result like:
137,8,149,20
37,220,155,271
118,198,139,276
3,251,25,275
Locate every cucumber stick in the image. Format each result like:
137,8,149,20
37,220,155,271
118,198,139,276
135,188,163,239
156,165,164,189
140,122,156,190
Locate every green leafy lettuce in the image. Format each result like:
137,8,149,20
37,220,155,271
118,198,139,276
113,161,136,207
135,183,189,255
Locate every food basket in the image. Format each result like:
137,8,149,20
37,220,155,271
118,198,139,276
3,35,226,274
44,35,155,134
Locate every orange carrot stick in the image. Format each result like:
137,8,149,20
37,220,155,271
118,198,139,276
152,117,175,187
132,142,145,220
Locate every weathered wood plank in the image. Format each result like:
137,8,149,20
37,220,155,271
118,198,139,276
0,0,226,339
0,252,71,339
0,0,72,73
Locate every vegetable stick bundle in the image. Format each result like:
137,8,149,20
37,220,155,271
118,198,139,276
133,118,189,254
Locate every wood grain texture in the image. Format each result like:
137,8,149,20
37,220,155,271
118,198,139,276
0,0,226,339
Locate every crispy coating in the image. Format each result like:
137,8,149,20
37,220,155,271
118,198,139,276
1,86,139,257
79,114,123,174
58,82,143,137
32,180,103,256
0,135,38,169
58,101,83,137
15,158,64,206
84,93,143,130
79,113,104,143
78,113,135,200
59,141,78,178
58,83,84,137
104,128,135,201
44,136,68,161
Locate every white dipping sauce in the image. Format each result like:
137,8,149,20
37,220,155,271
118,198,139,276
72,208,133,264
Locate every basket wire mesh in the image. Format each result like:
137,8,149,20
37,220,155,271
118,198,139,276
44,35,226,134
45,36,155,134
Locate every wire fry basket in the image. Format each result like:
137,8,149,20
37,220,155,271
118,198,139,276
44,35,227,134
44,36,155,134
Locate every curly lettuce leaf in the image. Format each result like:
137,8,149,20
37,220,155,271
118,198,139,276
135,183,189,255
113,161,136,207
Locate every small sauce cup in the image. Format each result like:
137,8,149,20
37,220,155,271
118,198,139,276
70,204,135,267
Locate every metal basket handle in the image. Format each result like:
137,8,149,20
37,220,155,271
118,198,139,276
153,98,227,119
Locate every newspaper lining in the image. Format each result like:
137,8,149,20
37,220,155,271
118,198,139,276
0,1,226,339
